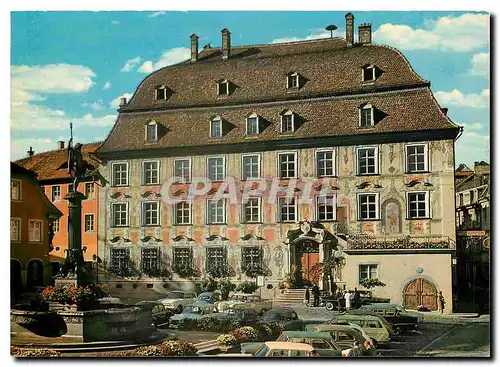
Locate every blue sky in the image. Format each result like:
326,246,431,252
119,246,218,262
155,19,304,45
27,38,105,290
10,11,489,167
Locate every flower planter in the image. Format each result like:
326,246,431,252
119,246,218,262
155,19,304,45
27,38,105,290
48,302,78,312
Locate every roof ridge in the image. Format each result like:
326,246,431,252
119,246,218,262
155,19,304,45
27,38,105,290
204,37,346,51
15,140,103,163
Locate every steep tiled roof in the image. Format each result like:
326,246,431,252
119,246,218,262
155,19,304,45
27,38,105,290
98,87,458,154
15,142,102,183
121,39,428,111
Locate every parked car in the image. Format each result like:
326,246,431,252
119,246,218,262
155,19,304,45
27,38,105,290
374,303,424,321
245,341,316,357
241,331,346,356
205,308,259,326
215,293,272,315
323,291,390,311
169,303,218,328
261,308,303,331
329,313,394,344
196,291,221,304
357,304,419,334
157,291,197,313
307,323,370,351
135,301,174,328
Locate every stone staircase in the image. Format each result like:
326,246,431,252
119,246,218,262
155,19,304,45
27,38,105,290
273,288,307,308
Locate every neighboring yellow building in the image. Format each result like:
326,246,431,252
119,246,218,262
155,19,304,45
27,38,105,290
95,13,459,311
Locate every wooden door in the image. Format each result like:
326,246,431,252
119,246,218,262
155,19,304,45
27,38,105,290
301,253,319,281
403,278,437,310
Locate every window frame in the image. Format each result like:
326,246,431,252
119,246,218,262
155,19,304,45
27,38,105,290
145,121,158,143
405,143,429,173
206,198,226,224
210,116,223,138
242,197,262,223
241,246,263,269
316,195,337,222
85,182,95,200
142,201,160,227
110,247,131,273
84,213,95,232
174,201,192,226
315,149,336,178
246,113,260,136
406,191,431,220
356,193,380,221
359,104,374,128
278,196,298,223
111,202,129,227
11,217,21,242
51,185,61,201
142,159,161,186
206,155,226,182
362,65,376,83
217,80,230,96
173,158,192,183
141,247,161,274
241,153,261,180
11,180,22,201
53,218,60,233
155,85,167,101
28,219,43,242
173,247,193,268
111,161,130,187
277,151,298,179
280,111,295,133
356,146,379,176
287,72,300,89
206,246,227,272
358,263,379,283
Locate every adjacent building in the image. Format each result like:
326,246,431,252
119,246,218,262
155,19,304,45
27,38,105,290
11,162,62,293
16,141,102,276
455,161,490,312
95,13,460,311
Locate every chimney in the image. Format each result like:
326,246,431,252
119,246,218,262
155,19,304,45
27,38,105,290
58,141,65,150
190,33,199,63
221,28,231,60
441,108,448,116
345,13,355,46
27,147,34,157
119,97,127,107
358,23,372,44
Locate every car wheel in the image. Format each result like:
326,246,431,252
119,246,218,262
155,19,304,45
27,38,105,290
175,305,183,314
325,302,334,311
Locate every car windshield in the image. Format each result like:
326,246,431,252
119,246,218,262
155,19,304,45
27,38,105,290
198,294,212,300
230,295,248,302
183,306,202,314
263,311,283,320
254,345,269,357
165,292,185,299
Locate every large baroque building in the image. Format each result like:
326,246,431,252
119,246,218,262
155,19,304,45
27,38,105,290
95,13,459,311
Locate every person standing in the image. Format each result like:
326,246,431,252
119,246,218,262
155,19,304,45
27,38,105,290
437,291,445,314
353,287,361,309
312,284,320,307
305,286,310,307
344,290,352,311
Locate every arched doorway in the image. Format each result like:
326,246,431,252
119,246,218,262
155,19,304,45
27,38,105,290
403,277,437,310
26,259,44,289
11,259,23,294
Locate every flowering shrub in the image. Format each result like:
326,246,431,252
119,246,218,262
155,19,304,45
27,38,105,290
255,322,283,337
196,278,218,293
229,326,259,342
216,334,238,346
217,278,236,301
11,346,60,357
133,346,164,357
196,316,220,332
161,340,197,356
172,263,200,279
177,318,199,331
40,284,107,309
235,281,259,294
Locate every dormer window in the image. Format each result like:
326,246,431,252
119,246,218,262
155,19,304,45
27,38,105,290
280,110,296,133
211,116,223,138
362,64,382,83
287,72,301,89
146,120,158,142
246,113,260,136
217,79,230,96
359,104,374,128
155,85,167,101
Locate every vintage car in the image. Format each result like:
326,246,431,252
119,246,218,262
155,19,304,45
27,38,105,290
135,301,174,328
261,308,303,331
241,331,347,356
251,341,316,357
157,291,197,313
196,291,221,304
323,291,391,311
169,303,218,328
307,323,370,351
215,293,272,315
375,303,424,321
329,314,393,344
358,304,419,334
205,307,259,326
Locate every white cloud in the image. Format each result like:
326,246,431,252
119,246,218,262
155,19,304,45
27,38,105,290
112,20,119,25
11,137,55,160
434,89,489,109
373,13,489,52
148,11,166,18
461,121,486,131
455,130,490,166
469,53,489,77
110,93,133,108
82,100,105,112
138,48,190,73
272,28,343,44
102,81,112,90
120,56,142,72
